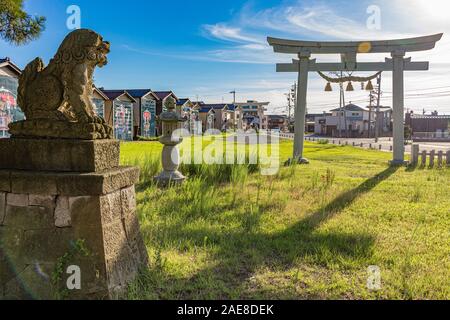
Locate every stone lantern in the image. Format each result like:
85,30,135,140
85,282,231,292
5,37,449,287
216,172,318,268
154,96,186,186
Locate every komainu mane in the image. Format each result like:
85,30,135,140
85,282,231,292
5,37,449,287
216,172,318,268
9,29,113,140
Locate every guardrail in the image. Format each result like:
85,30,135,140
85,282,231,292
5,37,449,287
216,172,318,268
304,136,394,151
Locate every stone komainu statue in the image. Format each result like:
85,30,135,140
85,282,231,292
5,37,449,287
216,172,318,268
9,29,113,139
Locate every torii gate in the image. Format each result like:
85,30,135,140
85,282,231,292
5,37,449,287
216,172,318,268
268,34,443,165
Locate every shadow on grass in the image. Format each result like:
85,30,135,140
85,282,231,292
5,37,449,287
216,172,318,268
131,166,399,299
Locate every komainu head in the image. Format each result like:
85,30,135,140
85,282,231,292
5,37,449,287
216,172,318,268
51,29,110,67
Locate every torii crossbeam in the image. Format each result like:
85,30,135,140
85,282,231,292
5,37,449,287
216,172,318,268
268,34,443,165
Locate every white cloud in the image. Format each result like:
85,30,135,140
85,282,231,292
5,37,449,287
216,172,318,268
202,24,264,44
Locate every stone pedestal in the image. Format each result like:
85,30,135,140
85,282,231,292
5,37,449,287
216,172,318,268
0,139,120,172
0,139,148,300
154,142,185,187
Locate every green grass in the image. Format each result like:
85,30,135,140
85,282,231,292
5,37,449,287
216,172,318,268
121,139,450,300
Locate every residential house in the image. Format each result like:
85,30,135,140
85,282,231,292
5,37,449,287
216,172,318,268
199,105,216,131
91,86,108,119
198,104,230,132
405,111,450,142
0,57,23,138
226,104,237,130
126,89,159,138
235,100,269,131
100,89,137,141
306,114,324,133
314,104,392,138
153,91,178,136
266,115,288,131
154,91,179,114
177,98,202,134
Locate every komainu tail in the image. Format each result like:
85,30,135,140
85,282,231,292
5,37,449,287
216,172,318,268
18,57,44,115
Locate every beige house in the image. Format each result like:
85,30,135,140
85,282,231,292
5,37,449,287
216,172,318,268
198,104,230,131
91,86,109,119
234,100,269,130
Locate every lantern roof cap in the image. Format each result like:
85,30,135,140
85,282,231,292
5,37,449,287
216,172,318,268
159,111,184,122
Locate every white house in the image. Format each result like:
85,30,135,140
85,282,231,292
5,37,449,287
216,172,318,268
315,104,392,137
234,100,269,130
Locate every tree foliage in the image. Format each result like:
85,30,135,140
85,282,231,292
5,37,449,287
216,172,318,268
0,0,46,45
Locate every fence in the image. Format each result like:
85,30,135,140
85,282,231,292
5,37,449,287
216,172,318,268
304,136,394,152
410,144,450,167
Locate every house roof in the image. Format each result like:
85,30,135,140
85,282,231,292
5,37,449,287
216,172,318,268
0,57,22,76
235,101,270,107
199,106,215,113
366,105,392,110
153,91,178,101
99,89,137,102
126,89,159,100
330,104,366,112
92,86,109,100
177,98,191,106
203,104,228,110
267,115,287,120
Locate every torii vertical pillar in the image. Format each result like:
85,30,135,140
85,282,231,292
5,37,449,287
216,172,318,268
391,50,407,165
293,52,310,163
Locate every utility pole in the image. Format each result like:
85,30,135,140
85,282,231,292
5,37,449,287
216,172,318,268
285,83,296,133
286,93,291,126
374,73,382,142
285,91,292,133
230,90,236,105
292,82,297,108
368,91,374,138
230,90,237,131
290,83,296,133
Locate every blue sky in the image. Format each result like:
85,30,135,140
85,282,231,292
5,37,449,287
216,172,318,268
1,0,449,114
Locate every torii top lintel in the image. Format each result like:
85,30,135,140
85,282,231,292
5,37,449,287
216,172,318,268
267,33,443,55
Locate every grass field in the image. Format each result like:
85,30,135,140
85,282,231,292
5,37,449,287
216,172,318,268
121,138,449,300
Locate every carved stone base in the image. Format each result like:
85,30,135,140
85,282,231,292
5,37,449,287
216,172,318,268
154,170,186,187
0,166,148,300
389,159,409,167
284,157,310,166
9,120,113,140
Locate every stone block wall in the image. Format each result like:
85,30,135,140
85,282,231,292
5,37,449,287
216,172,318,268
0,167,148,300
